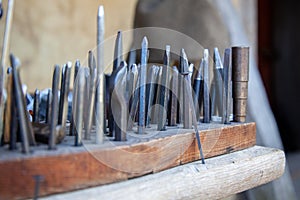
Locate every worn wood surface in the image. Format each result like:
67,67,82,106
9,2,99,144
42,146,285,200
0,122,255,199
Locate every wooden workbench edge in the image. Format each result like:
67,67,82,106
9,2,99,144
41,146,284,200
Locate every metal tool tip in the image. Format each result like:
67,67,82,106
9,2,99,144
120,60,127,68
10,54,21,68
66,61,72,68
75,60,80,67
98,5,104,16
166,45,170,53
181,48,187,59
204,49,209,59
142,36,148,46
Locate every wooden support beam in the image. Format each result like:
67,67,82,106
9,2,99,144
0,123,255,199
41,146,285,200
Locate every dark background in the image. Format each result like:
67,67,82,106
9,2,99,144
258,0,300,152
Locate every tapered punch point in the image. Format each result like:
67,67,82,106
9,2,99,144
96,5,106,143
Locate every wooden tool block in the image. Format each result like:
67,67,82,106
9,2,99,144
0,122,256,199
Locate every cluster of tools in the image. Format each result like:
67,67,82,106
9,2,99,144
0,3,250,163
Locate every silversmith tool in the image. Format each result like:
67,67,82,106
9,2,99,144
192,59,204,121
113,31,123,71
138,37,148,134
49,65,60,150
111,61,127,141
184,68,205,164
232,46,249,122
151,65,162,124
127,48,136,69
96,5,106,143
167,66,179,126
127,64,138,111
3,67,12,143
85,51,97,139
127,65,140,130
0,0,14,144
69,60,80,136
33,89,40,123
180,49,192,129
223,48,232,124
211,47,224,122
10,54,30,153
108,31,124,136
157,45,170,131
145,65,159,126
58,62,71,129
203,49,210,123
7,67,17,149
45,89,52,124
74,68,85,146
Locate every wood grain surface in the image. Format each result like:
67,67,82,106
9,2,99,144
0,122,256,199
41,146,285,200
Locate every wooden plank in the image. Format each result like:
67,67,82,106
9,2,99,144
0,122,255,199
41,146,285,200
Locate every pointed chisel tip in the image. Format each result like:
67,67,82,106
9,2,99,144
204,49,209,60
98,5,104,17
166,45,170,53
66,61,72,68
142,36,148,47
214,47,223,69
181,48,188,60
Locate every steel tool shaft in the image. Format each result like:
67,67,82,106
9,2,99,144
85,51,97,139
157,46,170,131
74,68,85,146
203,49,210,123
33,89,40,122
11,54,30,153
58,62,71,129
167,66,178,126
109,31,123,136
96,5,105,143
69,60,80,136
49,65,60,150
3,67,12,143
138,37,148,134
7,67,17,150
211,48,224,122
145,65,159,126
232,46,249,122
180,49,192,129
0,0,14,144
185,71,205,164
111,61,127,141
192,59,204,121
223,48,232,124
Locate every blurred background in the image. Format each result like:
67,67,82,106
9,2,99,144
0,0,299,199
